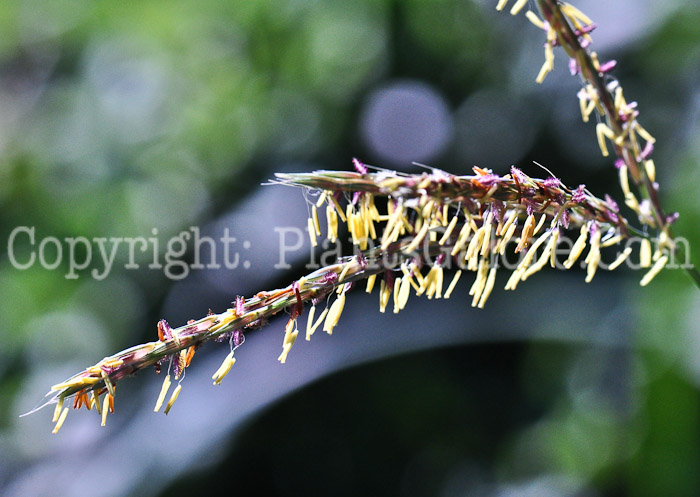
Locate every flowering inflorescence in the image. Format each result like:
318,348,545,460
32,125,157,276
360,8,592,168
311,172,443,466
29,1,686,433
34,159,667,433
500,0,675,255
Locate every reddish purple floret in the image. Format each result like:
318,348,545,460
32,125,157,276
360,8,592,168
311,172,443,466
571,185,586,204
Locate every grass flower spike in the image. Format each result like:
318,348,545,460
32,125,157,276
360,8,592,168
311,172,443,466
24,1,699,433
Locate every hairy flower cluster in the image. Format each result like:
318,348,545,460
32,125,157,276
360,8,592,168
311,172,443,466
501,0,675,250
28,1,682,433
31,160,668,434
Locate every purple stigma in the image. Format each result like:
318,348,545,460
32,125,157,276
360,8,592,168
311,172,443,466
571,185,586,204
569,58,580,76
352,157,368,175
598,60,617,74
544,177,562,189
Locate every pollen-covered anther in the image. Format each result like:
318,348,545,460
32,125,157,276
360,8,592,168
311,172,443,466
394,275,411,312
278,318,299,363
536,26,557,84
525,10,546,30
379,278,391,313
212,350,236,385
644,159,656,183
509,0,528,15
584,228,602,282
52,395,65,423
52,407,69,434
439,215,459,245
154,374,172,412
100,394,111,427
640,254,668,287
404,218,431,253
480,213,494,257
307,217,318,247
450,221,473,256
496,0,508,11
444,270,462,299
633,122,656,145
522,232,556,281
498,215,519,255
326,204,338,243
306,306,328,341
608,247,633,271
470,258,490,307
365,274,377,294
164,384,182,415
400,265,421,293
420,264,444,299
640,238,652,268
532,214,547,237
323,292,346,334
564,223,591,269
517,230,552,274
478,266,498,308
515,214,536,253
561,2,594,26
596,123,616,157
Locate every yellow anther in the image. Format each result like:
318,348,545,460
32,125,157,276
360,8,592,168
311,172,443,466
312,205,321,236
504,266,526,291
404,219,431,253
634,123,655,144
596,123,616,157
533,213,547,237
397,275,411,311
331,196,347,223
564,223,590,269
549,229,560,268
315,191,328,208
101,395,110,427
584,229,602,282
608,247,633,271
640,255,668,286
499,217,519,255
323,292,346,334
470,259,490,306
52,396,65,423
601,234,624,248
444,270,463,299
326,204,338,243
440,215,459,245
640,238,652,268
515,214,536,253
478,266,498,308
212,351,236,385
510,0,528,15
561,2,594,25
154,374,172,413
52,407,69,434
525,11,546,29
379,279,391,313
644,159,656,183
164,384,183,415
365,274,377,294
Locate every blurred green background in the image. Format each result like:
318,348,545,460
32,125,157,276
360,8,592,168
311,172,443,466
1,0,699,496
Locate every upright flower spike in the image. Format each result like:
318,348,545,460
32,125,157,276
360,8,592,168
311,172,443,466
524,0,683,266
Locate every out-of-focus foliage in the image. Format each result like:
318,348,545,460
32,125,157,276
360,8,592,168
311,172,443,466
1,0,699,496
